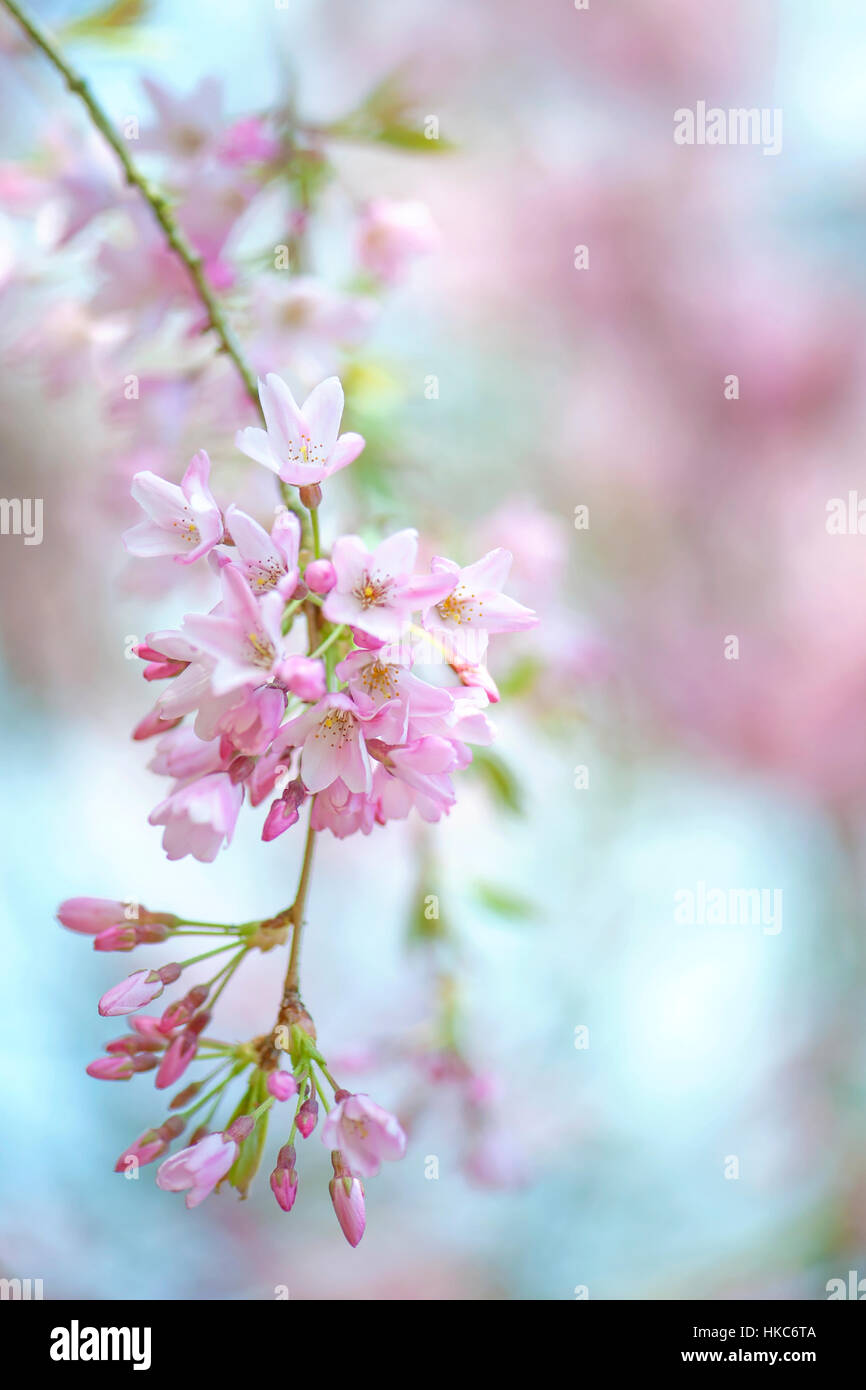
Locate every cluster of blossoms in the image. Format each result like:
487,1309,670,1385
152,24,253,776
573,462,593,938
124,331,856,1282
125,372,536,857
60,892,405,1243
60,368,536,1240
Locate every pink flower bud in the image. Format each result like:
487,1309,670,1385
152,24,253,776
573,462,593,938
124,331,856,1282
454,661,500,703
170,1082,201,1109
225,1116,255,1143
114,1118,184,1172
304,559,337,595
133,643,168,662
131,1054,158,1073
86,1055,135,1080
94,921,170,951
129,1015,165,1041
133,708,183,741
270,1165,299,1212
275,655,326,702
57,898,132,934
276,1143,296,1170
158,985,209,1035
93,924,139,952
296,1095,319,1138
262,792,301,841
98,970,165,1017
329,1160,366,1247
143,658,187,681
155,1030,198,1089
105,1034,164,1055
350,628,384,651
266,1071,298,1101
228,754,256,784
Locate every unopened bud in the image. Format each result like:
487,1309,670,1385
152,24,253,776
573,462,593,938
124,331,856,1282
298,483,322,510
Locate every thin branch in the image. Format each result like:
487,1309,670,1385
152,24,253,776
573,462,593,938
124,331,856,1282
285,805,318,995
6,0,331,1025
1,0,262,416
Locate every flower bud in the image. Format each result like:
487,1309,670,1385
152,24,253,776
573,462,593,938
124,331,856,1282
86,1055,135,1081
93,924,139,952
296,1095,319,1138
304,559,336,595
262,791,301,842
155,1030,198,1090
98,970,165,1018
228,754,256,785
266,1071,298,1102
329,1157,366,1247
270,1165,299,1212
58,898,132,934
225,1116,255,1143
132,709,183,741
298,483,322,510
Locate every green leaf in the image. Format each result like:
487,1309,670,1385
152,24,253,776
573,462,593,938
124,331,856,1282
473,881,538,922
324,69,455,153
373,127,455,153
60,0,151,42
468,747,524,815
496,654,543,700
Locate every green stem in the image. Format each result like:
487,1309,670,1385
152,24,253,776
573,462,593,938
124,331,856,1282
208,949,247,1009
310,624,346,660
311,1070,332,1113
284,806,318,994
0,0,262,416
180,1060,249,1120
179,942,243,971
281,597,305,633
318,1063,340,1092
310,507,321,558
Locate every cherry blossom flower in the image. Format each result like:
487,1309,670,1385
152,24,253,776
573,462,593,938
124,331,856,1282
248,277,377,380
321,1092,407,1177
217,116,280,167
148,771,244,862
323,529,456,642
421,548,538,663
181,565,294,697
236,374,365,486
197,684,287,756
357,198,439,283
221,504,300,597
156,1132,238,1209
310,778,376,838
338,643,455,733
279,692,387,795
139,76,224,162
124,451,223,564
